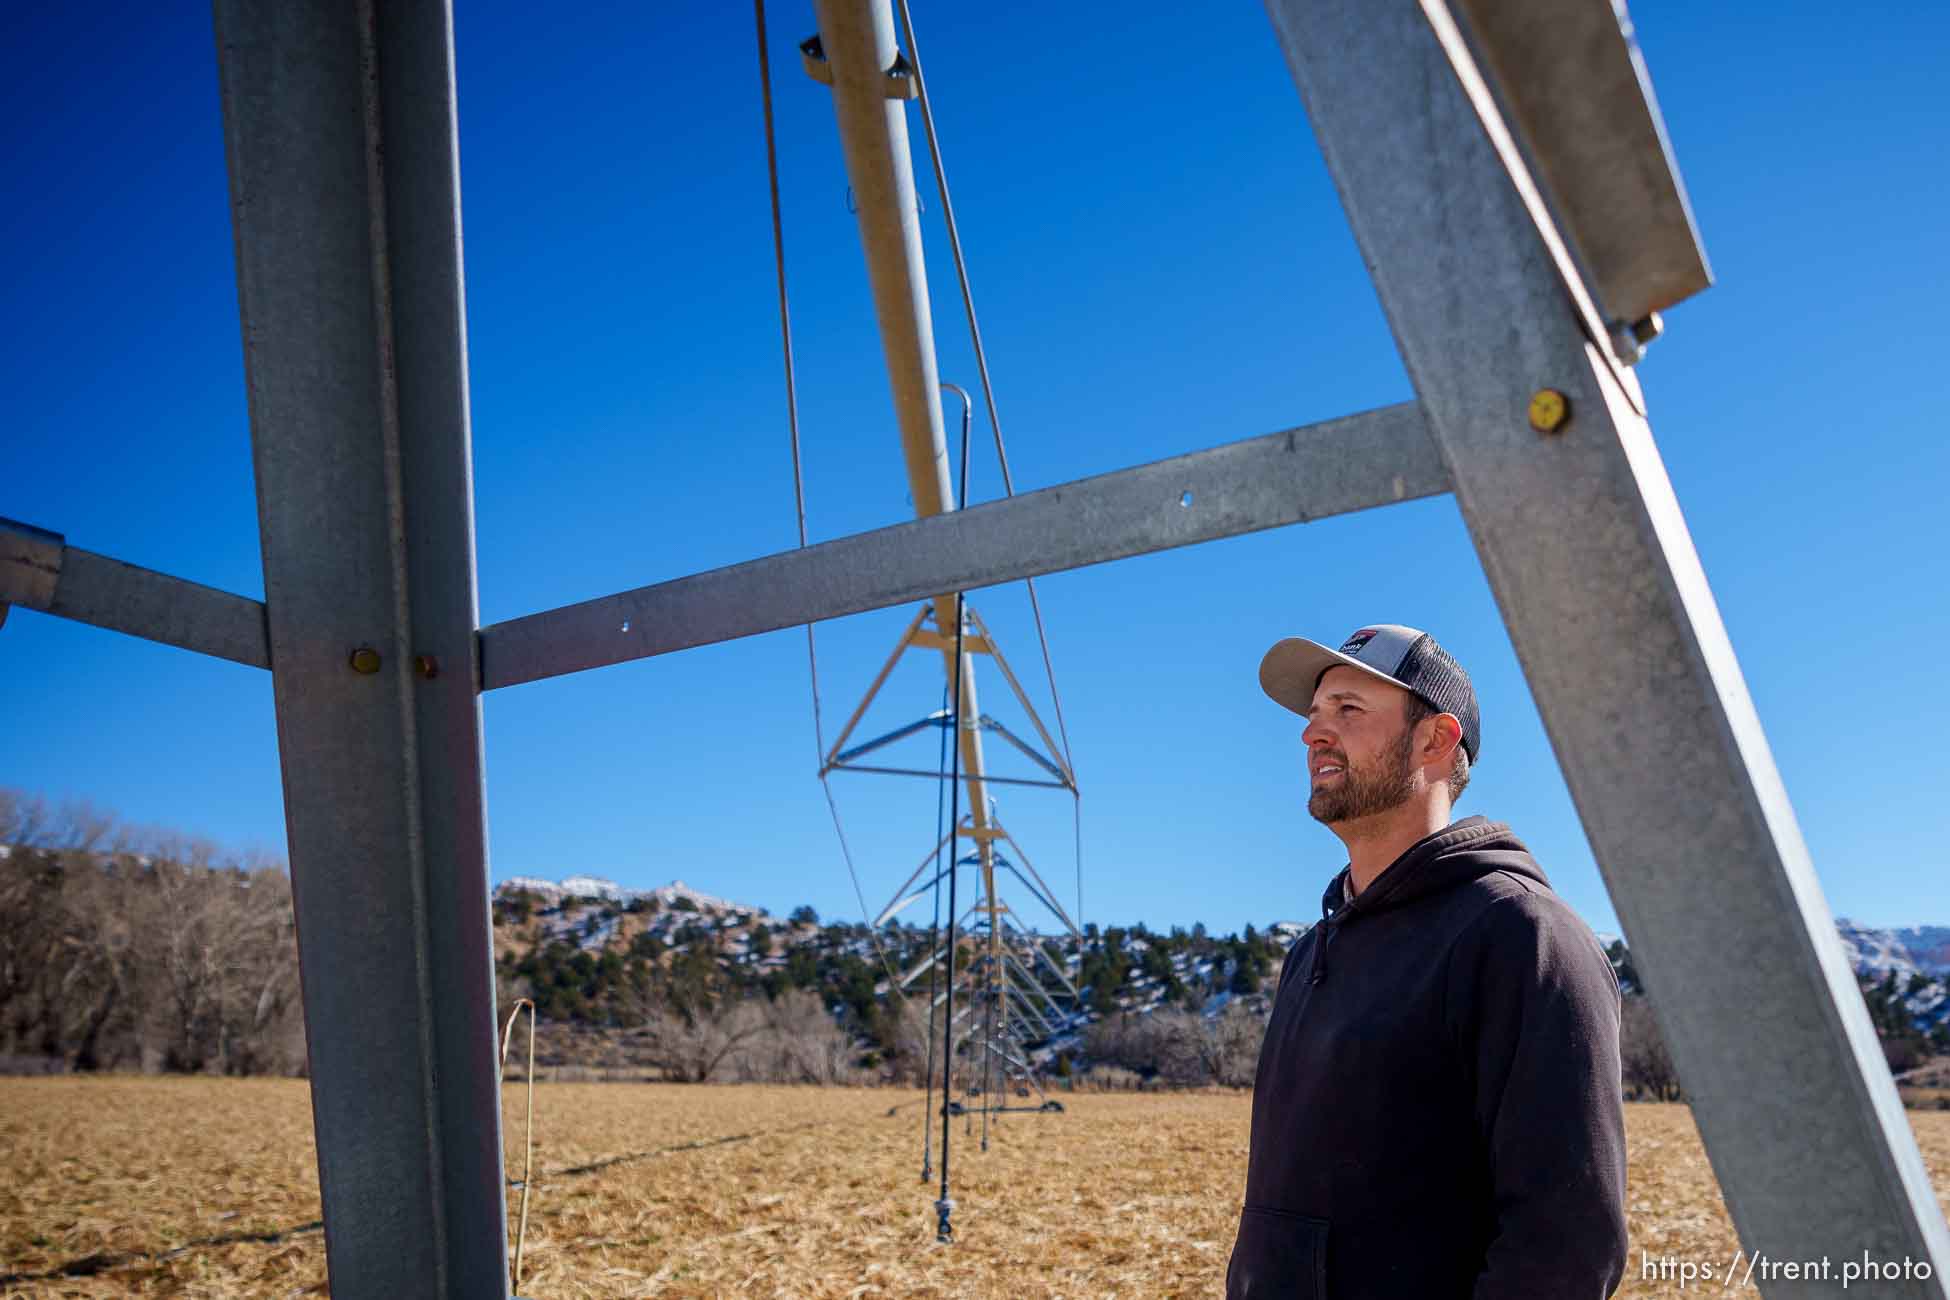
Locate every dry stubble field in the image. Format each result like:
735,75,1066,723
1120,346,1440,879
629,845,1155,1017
3,1079,1948,1298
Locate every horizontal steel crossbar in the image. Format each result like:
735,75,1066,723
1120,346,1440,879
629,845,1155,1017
8,404,1444,688
478,401,1444,689
1,519,270,668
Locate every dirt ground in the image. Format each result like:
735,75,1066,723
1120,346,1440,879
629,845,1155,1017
3,1078,1947,1298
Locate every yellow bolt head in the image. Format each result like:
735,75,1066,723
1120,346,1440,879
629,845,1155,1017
349,646,382,675
1528,388,1571,434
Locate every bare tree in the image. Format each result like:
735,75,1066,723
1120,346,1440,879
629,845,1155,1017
0,791,305,1076
1620,995,1684,1101
1081,1001,1268,1088
639,1001,768,1083
884,996,946,1086
757,988,858,1084
1209,1002,1265,1087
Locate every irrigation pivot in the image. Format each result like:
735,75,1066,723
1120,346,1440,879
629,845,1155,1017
4,0,1945,1293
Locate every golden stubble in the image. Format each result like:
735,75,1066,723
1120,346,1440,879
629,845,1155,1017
3,1080,1946,1298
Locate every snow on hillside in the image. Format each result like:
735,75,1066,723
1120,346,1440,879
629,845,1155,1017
1836,920,1950,979
1268,920,1311,948
498,874,764,918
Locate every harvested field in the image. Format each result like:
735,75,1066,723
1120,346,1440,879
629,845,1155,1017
3,1079,1948,1297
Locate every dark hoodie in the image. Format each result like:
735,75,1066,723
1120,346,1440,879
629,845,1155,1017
1225,816,1627,1299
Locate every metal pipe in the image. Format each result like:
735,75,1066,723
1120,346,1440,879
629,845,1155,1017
810,0,951,518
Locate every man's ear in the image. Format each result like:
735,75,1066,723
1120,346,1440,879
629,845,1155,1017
1420,712,1463,764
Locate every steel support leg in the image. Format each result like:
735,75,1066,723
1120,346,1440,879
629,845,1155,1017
214,3,508,1296
1265,0,1950,1291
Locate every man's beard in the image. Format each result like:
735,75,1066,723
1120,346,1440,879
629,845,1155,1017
1307,726,1417,825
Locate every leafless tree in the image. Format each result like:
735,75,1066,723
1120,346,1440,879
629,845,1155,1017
1082,1001,1269,1088
0,790,304,1076
1209,1002,1265,1087
638,1001,768,1082
1620,995,1684,1101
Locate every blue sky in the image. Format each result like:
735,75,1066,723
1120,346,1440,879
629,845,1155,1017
2,1,1944,940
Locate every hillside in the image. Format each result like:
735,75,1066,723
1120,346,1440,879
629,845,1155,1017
4,813,1947,1088
488,874,1291,1085
489,874,1950,1088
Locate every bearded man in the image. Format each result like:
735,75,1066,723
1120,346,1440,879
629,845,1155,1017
1225,624,1628,1299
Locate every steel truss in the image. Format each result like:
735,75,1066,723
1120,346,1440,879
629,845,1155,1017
5,0,1946,1294
824,597,1086,1162
797,0,1083,1174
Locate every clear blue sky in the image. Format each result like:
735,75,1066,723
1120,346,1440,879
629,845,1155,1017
3,1,1944,940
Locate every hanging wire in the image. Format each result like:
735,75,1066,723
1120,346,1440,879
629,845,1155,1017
1073,797,1084,958
754,0,907,997
921,682,949,1182
935,392,974,1244
979,926,994,1151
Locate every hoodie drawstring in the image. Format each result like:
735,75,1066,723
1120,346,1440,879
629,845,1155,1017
1309,917,1336,985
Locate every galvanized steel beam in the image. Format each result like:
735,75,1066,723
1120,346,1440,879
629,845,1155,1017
0,518,271,668
479,401,1443,689
1265,0,1950,1290
213,2,508,1297
1452,0,1712,333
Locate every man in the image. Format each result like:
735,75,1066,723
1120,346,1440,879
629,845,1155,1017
1225,624,1627,1299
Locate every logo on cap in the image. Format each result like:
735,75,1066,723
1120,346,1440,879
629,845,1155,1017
1339,629,1378,655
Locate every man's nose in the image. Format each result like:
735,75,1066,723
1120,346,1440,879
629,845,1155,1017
1302,718,1334,749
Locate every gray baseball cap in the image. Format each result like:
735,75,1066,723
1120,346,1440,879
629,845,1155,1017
1259,623,1480,763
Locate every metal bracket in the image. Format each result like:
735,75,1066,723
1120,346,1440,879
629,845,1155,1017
800,33,917,99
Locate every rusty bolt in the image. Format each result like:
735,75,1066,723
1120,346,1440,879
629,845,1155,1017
1528,388,1571,435
414,654,440,680
349,646,382,675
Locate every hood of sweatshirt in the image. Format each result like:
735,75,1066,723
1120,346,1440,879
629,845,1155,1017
1306,815,1548,985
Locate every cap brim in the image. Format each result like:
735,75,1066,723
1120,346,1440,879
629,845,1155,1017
1258,637,1413,717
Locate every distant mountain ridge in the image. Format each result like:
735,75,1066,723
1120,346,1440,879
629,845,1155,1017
493,875,1950,1035
499,874,758,917
1835,920,1950,980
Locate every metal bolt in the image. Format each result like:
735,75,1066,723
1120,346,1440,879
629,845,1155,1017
1528,388,1571,435
414,654,439,680
349,646,382,674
